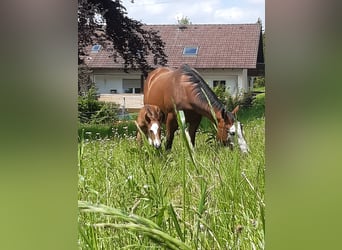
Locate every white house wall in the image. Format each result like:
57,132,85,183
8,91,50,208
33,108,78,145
237,69,249,96
198,68,246,97
92,70,141,94
94,75,122,94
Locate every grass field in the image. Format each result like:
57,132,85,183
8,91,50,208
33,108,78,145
78,95,265,249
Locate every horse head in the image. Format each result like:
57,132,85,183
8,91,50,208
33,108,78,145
143,105,165,149
216,105,239,149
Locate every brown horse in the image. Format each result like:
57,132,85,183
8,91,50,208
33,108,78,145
136,104,165,149
144,64,239,150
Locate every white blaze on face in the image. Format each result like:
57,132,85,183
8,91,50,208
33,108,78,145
149,122,161,148
236,121,249,154
227,123,236,148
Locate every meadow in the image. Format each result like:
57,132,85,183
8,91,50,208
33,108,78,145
78,93,265,249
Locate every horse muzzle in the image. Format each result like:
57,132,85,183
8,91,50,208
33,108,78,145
149,137,162,149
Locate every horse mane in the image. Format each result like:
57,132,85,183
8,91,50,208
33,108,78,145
180,64,226,111
180,64,236,122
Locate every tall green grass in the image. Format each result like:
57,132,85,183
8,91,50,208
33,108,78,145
78,121,137,141
78,98,265,249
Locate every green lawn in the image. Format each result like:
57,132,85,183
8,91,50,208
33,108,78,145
78,95,265,249
253,86,265,93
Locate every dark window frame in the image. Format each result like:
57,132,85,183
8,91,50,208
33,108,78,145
213,80,226,88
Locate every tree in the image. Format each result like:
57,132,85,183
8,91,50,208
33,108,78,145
78,65,94,95
257,17,262,26
177,16,192,25
255,17,265,88
78,0,168,75
256,17,265,52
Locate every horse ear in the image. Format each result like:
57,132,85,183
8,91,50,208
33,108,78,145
232,105,239,115
145,111,151,123
144,105,152,123
221,109,227,119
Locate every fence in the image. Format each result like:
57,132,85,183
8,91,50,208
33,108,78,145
98,94,143,112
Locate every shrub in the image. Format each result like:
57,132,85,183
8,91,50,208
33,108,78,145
78,87,119,124
252,93,265,109
90,102,119,124
254,76,265,88
212,85,254,110
213,85,229,107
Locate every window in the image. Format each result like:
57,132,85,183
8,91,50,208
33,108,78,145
124,88,133,93
123,79,140,94
123,88,141,94
213,80,226,88
183,46,198,56
91,45,101,52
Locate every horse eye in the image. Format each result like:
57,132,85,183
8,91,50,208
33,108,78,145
228,127,236,136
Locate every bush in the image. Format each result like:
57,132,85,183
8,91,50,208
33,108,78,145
254,76,265,88
237,93,265,122
212,85,255,110
213,85,229,106
252,93,265,109
78,87,119,124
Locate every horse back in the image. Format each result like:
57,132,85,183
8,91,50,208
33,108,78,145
144,67,193,113
144,67,174,110
144,67,173,95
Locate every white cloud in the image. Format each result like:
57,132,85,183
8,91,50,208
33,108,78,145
170,0,221,23
196,0,218,14
215,7,244,22
213,7,262,24
121,0,264,25
123,0,168,19
246,0,265,5
174,13,184,21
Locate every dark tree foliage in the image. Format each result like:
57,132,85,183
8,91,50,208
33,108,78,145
78,0,167,75
78,65,94,94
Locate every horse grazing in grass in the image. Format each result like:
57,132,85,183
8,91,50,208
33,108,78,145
136,104,165,149
144,64,239,150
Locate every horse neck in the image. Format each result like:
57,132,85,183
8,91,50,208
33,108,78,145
190,86,225,125
196,102,223,125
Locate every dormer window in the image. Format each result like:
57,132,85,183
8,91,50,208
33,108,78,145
183,46,198,56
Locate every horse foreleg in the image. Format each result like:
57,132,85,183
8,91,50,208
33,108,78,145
165,113,178,150
136,123,147,146
188,115,202,147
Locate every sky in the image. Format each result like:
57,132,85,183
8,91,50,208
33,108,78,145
121,0,265,28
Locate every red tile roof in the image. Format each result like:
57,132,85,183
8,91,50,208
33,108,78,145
86,24,263,69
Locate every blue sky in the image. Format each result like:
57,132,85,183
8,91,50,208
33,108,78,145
122,0,265,28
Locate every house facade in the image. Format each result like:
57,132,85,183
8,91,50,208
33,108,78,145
86,24,264,111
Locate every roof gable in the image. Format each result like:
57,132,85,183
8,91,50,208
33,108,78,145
86,23,264,69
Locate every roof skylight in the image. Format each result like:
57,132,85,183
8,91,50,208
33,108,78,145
183,46,198,56
91,45,101,52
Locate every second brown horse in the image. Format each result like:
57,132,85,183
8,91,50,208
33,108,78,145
144,64,239,150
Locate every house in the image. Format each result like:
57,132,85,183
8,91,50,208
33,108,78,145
85,23,264,112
